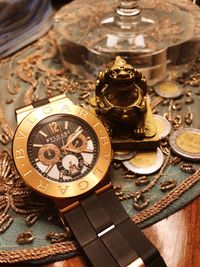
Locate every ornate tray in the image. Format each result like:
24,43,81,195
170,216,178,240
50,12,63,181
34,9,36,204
0,28,199,264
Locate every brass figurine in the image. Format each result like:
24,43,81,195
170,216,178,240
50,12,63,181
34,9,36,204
95,56,159,150
96,56,147,136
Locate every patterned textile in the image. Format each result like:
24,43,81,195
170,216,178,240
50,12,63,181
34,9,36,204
0,26,199,265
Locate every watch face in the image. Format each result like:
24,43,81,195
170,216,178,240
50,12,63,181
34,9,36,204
13,98,112,198
27,114,99,182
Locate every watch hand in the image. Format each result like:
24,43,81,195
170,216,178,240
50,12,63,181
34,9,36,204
62,147,80,153
62,129,83,150
47,149,50,157
64,147,94,154
44,163,55,174
59,124,67,154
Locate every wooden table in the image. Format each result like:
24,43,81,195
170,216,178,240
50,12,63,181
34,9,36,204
7,195,200,267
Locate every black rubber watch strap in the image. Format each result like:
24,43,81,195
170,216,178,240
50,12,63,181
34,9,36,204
100,227,139,266
83,238,119,267
61,188,167,267
117,219,159,265
81,193,114,234
65,205,97,247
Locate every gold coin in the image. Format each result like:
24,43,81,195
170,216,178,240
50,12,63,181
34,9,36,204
130,152,157,168
155,81,183,99
169,128,200,161
123,148,164,174
114,151,137,161
153,114,171,139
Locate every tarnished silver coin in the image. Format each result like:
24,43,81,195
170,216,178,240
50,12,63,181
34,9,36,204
153,114,171,139
155,81,183,99
169,128,200,161
114,151,137,161
123,148,164,175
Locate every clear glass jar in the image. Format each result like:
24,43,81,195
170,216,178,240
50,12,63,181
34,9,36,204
54,0,200,85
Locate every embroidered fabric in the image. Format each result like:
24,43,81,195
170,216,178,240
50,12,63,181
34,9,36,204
0,30,199,264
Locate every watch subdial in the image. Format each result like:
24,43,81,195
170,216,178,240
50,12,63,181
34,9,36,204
38,144,61,166
57,153,84,178
68,134,87,153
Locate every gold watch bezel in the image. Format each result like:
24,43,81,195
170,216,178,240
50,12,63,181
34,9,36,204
13,98,112,198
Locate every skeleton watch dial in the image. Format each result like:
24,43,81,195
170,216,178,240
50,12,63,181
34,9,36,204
27,114,99,182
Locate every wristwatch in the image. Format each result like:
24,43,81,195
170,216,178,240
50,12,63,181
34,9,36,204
13,94,167,267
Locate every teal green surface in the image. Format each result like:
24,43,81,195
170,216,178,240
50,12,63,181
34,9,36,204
0,32,199,263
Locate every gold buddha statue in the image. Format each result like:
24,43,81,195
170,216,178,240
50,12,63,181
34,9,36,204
95,56,158,150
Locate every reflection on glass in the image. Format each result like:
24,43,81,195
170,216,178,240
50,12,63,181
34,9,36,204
54,0,200,85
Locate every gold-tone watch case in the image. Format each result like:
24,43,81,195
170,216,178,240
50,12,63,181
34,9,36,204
13,97,112,199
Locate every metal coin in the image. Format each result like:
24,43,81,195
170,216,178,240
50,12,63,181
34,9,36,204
122,148,164,175
114,151,137,161
155,81,183,99
153,114,171,139
169,128,200,161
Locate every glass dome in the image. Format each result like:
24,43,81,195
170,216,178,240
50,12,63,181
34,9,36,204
54,0,200,85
